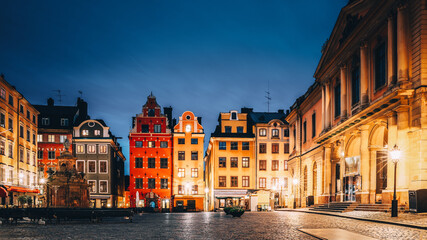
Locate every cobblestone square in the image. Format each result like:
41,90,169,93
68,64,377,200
1,211,426,240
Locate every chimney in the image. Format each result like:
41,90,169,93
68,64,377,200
76,98,89,125
241,107,253,114
278,109,284,114
197,117,202,126
163,107,173,130
47,98,54,106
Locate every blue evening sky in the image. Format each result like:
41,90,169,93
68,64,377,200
0,0,347,174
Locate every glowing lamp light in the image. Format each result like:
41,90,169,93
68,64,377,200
204,187,209,194
292,178,299,185
107,203,111,208
19,173,24,179
40,178,46,184
272,186,277,191
390,144,401,163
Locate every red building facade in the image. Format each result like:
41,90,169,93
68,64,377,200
129,93,173,211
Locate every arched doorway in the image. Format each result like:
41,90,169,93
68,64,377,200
370,124,388,202
344,136,361,201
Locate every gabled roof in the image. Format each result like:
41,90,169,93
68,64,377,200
248,112,287,124
33,105,78,130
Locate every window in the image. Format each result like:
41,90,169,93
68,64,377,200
32,115,36,124
191,168,198,178
8,142,12,158
259,143,266,153
160,141,168,148
60,118,69,126
98,180,108,193
88,180,96,193
284,178,288,188
242,176,249,187
0,88,5,100
191,151,198,160
178,138,185,144
8,118,13,132
160,158,168,168
284,143,290,154
26,110,30,119
76,145,85,153
47,135,55,143
178,168,185,178
76,161,85,173
148,179,155,189
178,151,185,160
237,127,243,133
0,113,4,128
272,129,279,138
231,176,238,187
231,112,237,120
87,145,96,153
88,161,96,173
219,176,226,187
224,126,231,133
230,142,238,150
141,125,149,133
272,143,279,153
19,148,24,162
37,150,43,159
58,135,67,143
192,185,198,194
191,138,198,144
42,118,49,126
272,160,279,171
284,129,289,137
230,157,238,168
242,157,249,168
148,141,155,148
37,134,42,142
135,178,143,189
0,140,4,155
259,160,266,171
154,124,161,133
312,113,316,138
32,133,36,144
148,158,155,168
334,84,341,118
272,178,279,188
99,161,107,173
351,58,360,105
135,141,142,148
259,178,266,188
26,151,30,164
20,105,23,113
219,157,226,168
99,145,107,154
303,121,307,143
26,129,30,142
219,142,226,150
242,142,249,150
375,42,386,90
48,151,55,160
178,185,184,194
82,130,89,136
259,128,267,136
19,126,23,138
161,179,168,189
8,94,13,106
94,130,101,136
135,158,143,168
284,160,288,171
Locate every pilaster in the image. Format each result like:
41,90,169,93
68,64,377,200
340,65,348,119
397,2,410,88
360,41,369,108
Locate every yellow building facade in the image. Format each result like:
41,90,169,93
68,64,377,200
205,109,256,211
0,75,40,206
286,0,427,209
172,111,205,211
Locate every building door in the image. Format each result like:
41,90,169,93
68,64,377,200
344,176,356,202
187,200,196,210
376,151,387,197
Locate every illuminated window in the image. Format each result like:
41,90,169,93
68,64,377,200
219,157,226,168
48,135,55,143
242,157,249,168
191,168,198,178
231,176,238,187
94,130,101,136
230,157,238,168
88,180,96,193
148,141,155,148
82,130,89,136
242,176,249,187
219,176,226,187
178,168,185,178
87,145,96,153
59,135,67,143
99,180,108,193
178,185,184,194
99,145,107,154
0,88,5,100
259,160,266,171
284,160,288,171
76,145,85,153
272,129,279,138
191,185,198,194
259,178,266,188
178,151,185,160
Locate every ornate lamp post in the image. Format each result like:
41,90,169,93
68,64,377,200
390,144,401,217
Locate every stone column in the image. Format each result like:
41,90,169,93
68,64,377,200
340,65,348,119
397,3,409,87
325,82,331,130
360,42,369,107
322,84,326,131
359,125,370,204
324,145,332,199
388,14,397,86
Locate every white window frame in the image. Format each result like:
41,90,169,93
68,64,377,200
87,144,96,154
48,135,55,143
178,168,185,178
60,118,69,126
99,180,108,193
42,118,49,125
59,135,67,143
76,160,85,173
82,130,89,136
76,144,85,154
99,160,108,174
94,130,101,136
87,160,97,174
37,134,43,142
88,180,96,193
230,110,238,120
99,144,108,154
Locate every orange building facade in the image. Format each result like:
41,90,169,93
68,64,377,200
129,94,173,211
172,111,205,211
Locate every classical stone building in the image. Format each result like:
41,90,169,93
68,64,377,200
172,111,205,211
0,75,40,207
287,0,427,208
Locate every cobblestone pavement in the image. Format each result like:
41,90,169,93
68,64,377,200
340,211,427,227
1,211,426,240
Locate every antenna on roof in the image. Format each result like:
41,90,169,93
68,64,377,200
53,90,65,104
265,81,271,112
78,90,83,98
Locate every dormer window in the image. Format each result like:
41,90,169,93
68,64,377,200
230,111,238,120
82,130,89,136
61,118,69,126
94,130,101,136
225,126,231,133
42,118,50,126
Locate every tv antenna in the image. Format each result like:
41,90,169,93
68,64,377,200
53,90,65,104
78,90,83,98
265,81,271,112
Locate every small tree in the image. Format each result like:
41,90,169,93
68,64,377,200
17,195,27,207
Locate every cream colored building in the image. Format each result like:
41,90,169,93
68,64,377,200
172,111,205,211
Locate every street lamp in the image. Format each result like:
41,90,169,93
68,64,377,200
390,144,401,217
292,178,299,209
